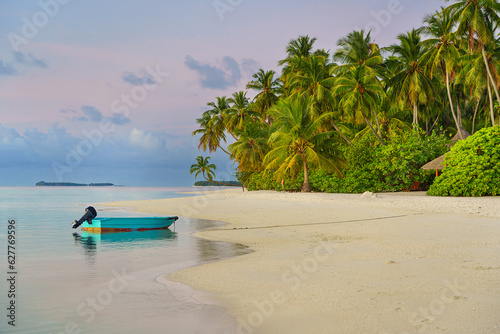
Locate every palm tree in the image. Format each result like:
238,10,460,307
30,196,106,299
289,54,335,117
332,30,383,73
278,35,317,66
264,97,344,192
444,0,500,109
225,91,258,133
386,29,435,127
458,49,492,125
192,97,230,154
279,35,318,93
334,65,387,145
228,121,271,174
246,69,281,123
190,156,217,181
422,8,464,137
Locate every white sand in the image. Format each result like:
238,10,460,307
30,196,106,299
104,189,500,333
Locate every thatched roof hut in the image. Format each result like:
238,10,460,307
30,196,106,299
421,128,471,174
421,154,446,170
450,127,471,146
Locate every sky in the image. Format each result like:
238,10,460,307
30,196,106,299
0,0,446,187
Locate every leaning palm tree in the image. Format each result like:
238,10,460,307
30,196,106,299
264,97,344,192
422,8,464,137
192,97,230,154
457,47,493,125
444,0,500,108
190,156,217,182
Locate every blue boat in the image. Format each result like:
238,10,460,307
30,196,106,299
81,216,178,233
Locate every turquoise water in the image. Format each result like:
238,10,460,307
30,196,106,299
0,187,248,334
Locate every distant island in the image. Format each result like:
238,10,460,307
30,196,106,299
36,181,115,187
194,180,242,187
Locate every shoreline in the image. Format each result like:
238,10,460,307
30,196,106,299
104,189,500,333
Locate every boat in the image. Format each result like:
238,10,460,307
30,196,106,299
81,216,178,233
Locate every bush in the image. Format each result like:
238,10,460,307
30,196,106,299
428,126,500,196
247,130,449,193
339,130,449,193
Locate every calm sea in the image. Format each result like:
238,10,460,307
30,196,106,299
0,187,249,334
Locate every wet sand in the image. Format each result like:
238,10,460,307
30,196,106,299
104,189,500,333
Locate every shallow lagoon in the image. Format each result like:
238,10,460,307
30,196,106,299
0,187,249,333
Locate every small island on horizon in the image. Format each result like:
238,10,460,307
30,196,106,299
36,181,115,187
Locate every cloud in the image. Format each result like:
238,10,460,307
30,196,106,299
109,113,131,125
63,106,131,125
0,51,48,76
0,59,17,76
0,122,233,186
130,128,165,150
122,71,156,86
184,55,245,89
13,51,48,68
81,105,103,122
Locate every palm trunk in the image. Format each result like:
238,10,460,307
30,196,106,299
372,110,382,136
472,98,481,134
301,156,311,192
331,120,354,146
219,145,231,155
456,102,462,128
482,45,500,112
364,115,386,145
487,76,495,126
412,102,419,127
445,70,462,139
429,115,439,134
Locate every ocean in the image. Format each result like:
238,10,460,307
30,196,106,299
0,187,249,334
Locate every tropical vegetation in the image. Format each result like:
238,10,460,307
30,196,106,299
192,1,500,196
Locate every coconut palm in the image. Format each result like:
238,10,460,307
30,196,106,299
334,65,387,145
228,121,271,174
422,8,464,137
279,35,318,93
190,156,217,181
246,69,281,123
278,35,317,66
192,97,230,154
332,30,383,74
289,54,335,116
225,91,259,133
386,29,435,127
264,97,344,192
444,0,500,108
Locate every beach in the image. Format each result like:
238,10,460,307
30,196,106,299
104,189,500,333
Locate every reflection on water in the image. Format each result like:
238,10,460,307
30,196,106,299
195,237,249,263
73,229,177,250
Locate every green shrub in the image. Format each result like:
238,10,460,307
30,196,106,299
339,130,448,193
428,126,500,196
247,130,449,193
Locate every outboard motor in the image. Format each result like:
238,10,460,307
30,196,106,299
72,206,97,229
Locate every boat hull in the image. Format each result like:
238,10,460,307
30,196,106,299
82,216,178,233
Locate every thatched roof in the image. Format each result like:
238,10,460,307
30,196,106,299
450,127,471,146
421,128,470,171
421,154,446,170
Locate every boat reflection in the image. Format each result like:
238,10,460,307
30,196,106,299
73,229,177,254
